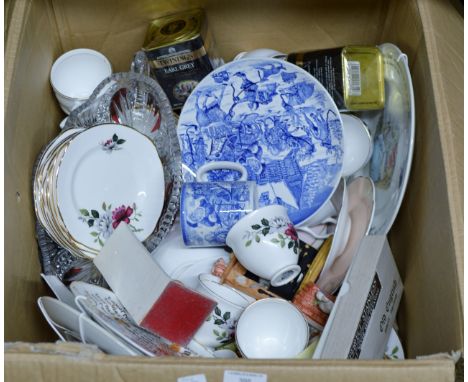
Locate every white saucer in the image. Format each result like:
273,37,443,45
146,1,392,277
151,221,230,286
316,177,375,294
172,257,230,290
57,124,165,250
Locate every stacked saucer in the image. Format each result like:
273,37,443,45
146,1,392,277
33,123,165,258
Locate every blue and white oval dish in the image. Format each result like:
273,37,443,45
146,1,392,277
178,58,344,225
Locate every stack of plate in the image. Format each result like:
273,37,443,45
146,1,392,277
33,123,165,258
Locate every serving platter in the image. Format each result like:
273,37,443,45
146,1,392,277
356,43,415,234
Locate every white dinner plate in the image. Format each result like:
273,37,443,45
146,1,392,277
57,124,165,251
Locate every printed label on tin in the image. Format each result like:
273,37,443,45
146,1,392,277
146,37,213,109
346,61,362,96
287,48,345,110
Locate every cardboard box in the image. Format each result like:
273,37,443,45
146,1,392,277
314,236,403,359
4,0,463,380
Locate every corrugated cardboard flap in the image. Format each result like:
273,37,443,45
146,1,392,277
5,350,456,382
417,0,464,304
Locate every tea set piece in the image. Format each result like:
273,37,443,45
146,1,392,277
36,62,182,274
180,162,257,247
235,298,309,359
50,49,112,115
38,296,140,356
295,178,345,243
233,48,287,61
187,339,239,359
357,43,415,235
315,179,351,280
226,204,302,287
187,339,216,358
341,113,373,177
384,328,405,360
70,281,196,357
56,124,165,253
64,72,180,253
316,176,375,294
37,42,411,360
150,222,230,288
41,274,79,310
171,257,229,290
194,274,254,349
34,129,101,258
37,296,80,342
177,58,344,226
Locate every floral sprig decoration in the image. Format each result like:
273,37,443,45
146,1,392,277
100,134,126,152
79,202,143,246
244,216,299,254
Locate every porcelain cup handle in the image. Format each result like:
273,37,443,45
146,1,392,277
196,161,248,182
296,218,337,240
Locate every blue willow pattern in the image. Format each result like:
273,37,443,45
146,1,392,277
181,182,254,246
178,59,343,224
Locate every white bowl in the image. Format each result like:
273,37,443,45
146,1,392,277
235,298,309,359
341,113,373,177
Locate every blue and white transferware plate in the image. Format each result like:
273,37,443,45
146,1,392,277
178,58,344,224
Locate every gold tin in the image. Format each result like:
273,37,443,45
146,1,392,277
341,46,385,110
288,46,385,111
143,9,214,110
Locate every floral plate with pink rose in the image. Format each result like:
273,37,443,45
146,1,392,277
56,123,165,253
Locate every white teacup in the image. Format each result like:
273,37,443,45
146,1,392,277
341,113,373,177
50,48,112,114
194,274,253,348
236,298,309,359
234,48,287,61
226,204,302,287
